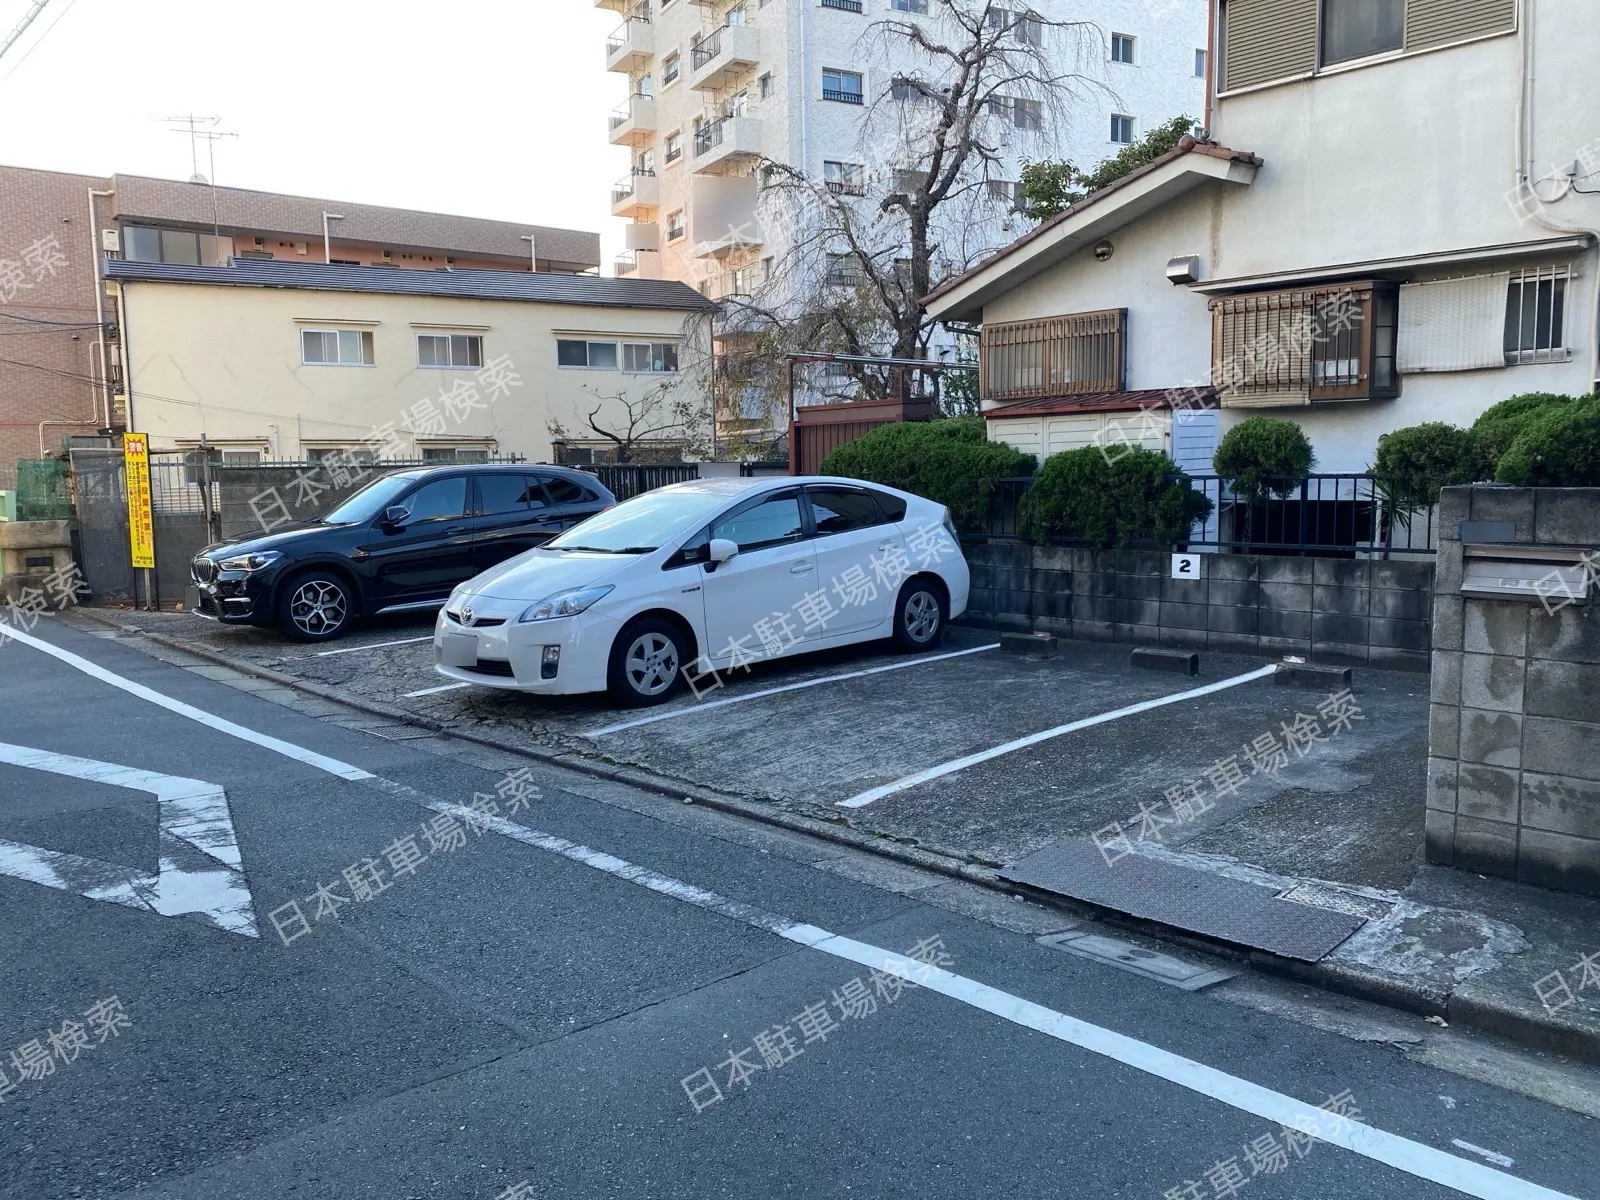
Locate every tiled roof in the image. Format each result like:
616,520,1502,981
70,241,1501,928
104,257,715,312
983,387,1218,418
924,138,1263,305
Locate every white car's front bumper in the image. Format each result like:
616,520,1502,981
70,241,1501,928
432,607,617,695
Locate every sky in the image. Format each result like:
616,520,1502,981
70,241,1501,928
0,0,632,265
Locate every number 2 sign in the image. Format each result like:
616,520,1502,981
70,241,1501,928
1171,553,1201,579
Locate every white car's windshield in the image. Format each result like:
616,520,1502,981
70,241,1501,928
548,488,730,554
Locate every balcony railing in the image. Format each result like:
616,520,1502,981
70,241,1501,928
820,0,864,9
691,27,724,70
822,87,864,104
980,308,1127,401
693,119,726,157
615,251,638,275
609,93,652,130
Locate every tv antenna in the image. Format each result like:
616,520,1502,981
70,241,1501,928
157,114,240,235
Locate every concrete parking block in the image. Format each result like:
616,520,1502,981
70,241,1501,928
1274,662,1351,689
1130,647,1198,675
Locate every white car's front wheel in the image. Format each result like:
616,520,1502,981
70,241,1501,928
607,617,689,707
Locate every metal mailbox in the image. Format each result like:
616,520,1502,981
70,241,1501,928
1461,543,1594,604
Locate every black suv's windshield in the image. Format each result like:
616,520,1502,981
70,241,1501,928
321,471,428,524
548,487,727,554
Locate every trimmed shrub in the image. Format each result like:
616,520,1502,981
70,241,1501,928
819,416,1034,531
1017,446,1213,547
1372,422,1474,509
1467,392,1575,480
1213,417,1315,500
1495,395,1600,486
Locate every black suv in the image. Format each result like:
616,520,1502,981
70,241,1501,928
187,465,616,642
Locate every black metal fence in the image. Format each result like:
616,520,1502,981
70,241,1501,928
579,462,701,502
976,472,1438,558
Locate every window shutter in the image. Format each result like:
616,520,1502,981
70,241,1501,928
1223,0,1317,92
1405,0,1516,52
1396,274,1509,373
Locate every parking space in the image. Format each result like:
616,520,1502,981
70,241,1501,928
91,607,1431,891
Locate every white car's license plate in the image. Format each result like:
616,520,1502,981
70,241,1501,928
439,633,478,668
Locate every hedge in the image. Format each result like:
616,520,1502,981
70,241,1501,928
1467,392,1576,480
1496,395,1600,486
1372,422,1474,509
1017,446,1213,547
1213,417,1315,500
819,416,1034,531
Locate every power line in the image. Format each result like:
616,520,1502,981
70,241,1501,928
0,0,75,82
0,0,49,63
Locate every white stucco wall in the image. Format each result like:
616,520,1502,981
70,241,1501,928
115,281,711,462
970,6,1600,473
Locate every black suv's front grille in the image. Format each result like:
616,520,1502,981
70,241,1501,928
191,557,217,584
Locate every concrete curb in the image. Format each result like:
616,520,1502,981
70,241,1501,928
70,609,1600,1066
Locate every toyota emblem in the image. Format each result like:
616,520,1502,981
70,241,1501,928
463,608,475,626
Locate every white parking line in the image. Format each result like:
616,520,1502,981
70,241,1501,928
404,682,471,698
315,635,434,658
838,663,1280,808
583,642,1003,738
0,623,374,781
4,624,1572,1199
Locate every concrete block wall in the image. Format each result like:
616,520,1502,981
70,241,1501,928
1426,486,1600,898
962,543,1433,669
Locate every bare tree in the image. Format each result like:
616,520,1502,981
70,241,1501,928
548,379,716,463
718,0,1103,392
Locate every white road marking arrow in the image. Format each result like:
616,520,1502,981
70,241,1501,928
0,742,257,938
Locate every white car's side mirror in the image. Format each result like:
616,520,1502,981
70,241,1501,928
708,537,739,566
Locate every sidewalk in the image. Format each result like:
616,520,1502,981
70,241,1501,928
66,604,1600,1066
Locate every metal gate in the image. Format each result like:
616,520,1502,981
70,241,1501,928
68,448,136,604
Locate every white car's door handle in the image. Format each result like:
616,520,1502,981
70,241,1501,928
788,561,814,575
878,541,897,551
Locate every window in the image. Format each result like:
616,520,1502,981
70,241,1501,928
557,339,620,369
822,68,864,104
477,474,544,514
890,0,927,11
400,476,468,522
759,72,774,98
1505,268,1570,364
980,309,1127,401
712,491,805,552
1110,113,1134,143
622,342,681,373
417,333,484,368
666,209,686,241
987,8,1042,45
997,96,1044,131
636,72,653,98
301,328,375,366
725,4,747,24
987,179,1022,209
824,161,866,195
544,476,599,506
123,224,231,267
1209,282,1400,404
1321,0,1404,66
663,51,680,85
807,486,884,535
421,447,489,465
1195,48,1208,77
1111,33,1136,63
825,253,862,287
664,131,683,163
221,449,261,464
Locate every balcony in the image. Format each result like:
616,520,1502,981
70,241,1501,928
615,250,663,279
693,220,763,260
691,115,763,174
611,171,659,217
607,94,657,146
605,15,653,73
690,23,760,91
701,270,759,301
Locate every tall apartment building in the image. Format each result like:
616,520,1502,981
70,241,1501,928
0,163,600,471
601,0,1208,301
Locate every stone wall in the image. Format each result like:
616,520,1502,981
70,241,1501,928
1426,486,1600,897
961,543,1434,669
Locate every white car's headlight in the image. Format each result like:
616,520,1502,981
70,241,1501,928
218,551,283,572
518,585,614,623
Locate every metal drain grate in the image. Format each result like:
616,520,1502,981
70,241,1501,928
1038,932,1236,991
1000,839,1366,963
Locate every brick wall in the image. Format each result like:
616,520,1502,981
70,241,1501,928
961,542,1434,669
0,165,112,469
1426,486,1600,897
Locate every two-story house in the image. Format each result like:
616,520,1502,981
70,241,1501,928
924,0,1599,476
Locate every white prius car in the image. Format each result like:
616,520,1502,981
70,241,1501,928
432,475,969,706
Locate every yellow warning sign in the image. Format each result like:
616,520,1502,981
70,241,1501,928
123,433,155,570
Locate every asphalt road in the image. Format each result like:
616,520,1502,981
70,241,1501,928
0,618,1596,1200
